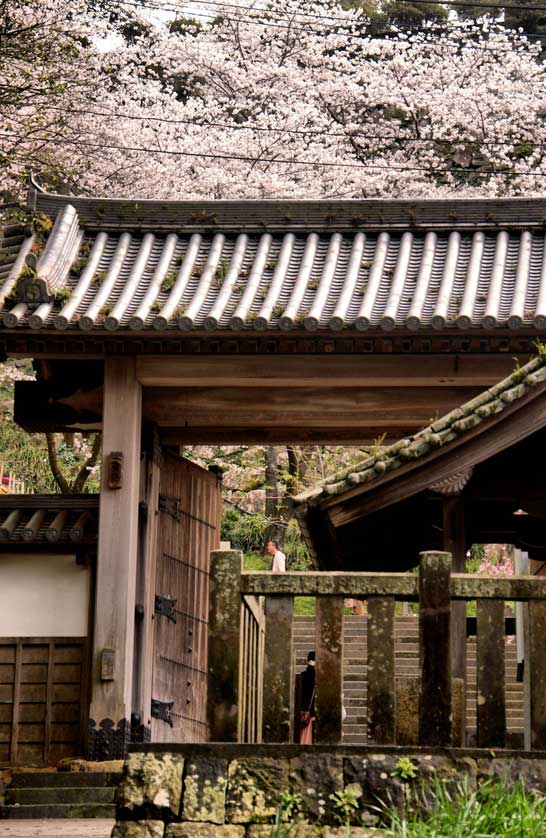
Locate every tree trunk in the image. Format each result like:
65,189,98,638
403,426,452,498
265,446,283,545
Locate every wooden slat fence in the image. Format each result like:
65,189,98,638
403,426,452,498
207,549,546,750
238,595,265,743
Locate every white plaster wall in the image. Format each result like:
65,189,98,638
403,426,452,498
0,554,90,637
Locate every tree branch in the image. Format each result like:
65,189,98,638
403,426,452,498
45,432,70,493
71,432,101,493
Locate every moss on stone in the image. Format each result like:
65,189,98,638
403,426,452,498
226,757,289,823
182,757,228,824
116,753,184,822
111,821,165,838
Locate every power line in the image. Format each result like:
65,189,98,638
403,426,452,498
37,103,546,151
115,0,546,23
108,0,543,51
169,0,546,23
2,131,545,177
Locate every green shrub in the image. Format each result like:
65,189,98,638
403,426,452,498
221,508,269,552
221,508,311,570
385,776,546,837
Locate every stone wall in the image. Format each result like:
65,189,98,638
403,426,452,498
111,744,546,837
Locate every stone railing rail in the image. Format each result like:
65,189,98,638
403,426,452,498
206,549,546,751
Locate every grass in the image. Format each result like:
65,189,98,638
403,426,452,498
384,777,546,837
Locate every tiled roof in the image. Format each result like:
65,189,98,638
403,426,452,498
293,353,546,508
0,495,98,544
4,191,546,333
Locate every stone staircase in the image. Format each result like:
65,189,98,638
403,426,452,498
293,614,524,745
0,771,120,819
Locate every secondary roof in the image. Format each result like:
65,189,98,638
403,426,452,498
293,352,546,568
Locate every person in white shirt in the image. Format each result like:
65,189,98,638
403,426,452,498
266,539,286,572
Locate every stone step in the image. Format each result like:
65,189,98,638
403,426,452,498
6,788,115,806
9,773,121,789
0,804,116,820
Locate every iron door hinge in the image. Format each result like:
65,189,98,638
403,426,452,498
158,494,181,521
154,594,177,623
151,698,174,727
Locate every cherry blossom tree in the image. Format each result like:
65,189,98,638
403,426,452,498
2,0,546,202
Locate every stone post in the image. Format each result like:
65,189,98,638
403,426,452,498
263,597,294,742
315,596,344,743
367,596,395,744
419,551,452,746
207,549,243,741
476,599,506,747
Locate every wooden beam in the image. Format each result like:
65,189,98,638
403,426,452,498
142,386,482,428
158,427,425,445
89,358,142,756
136,354,519,388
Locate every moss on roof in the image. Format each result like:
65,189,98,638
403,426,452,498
293,350,546,509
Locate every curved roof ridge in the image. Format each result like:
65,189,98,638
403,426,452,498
28,188,546,232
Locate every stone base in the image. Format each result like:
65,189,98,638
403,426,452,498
113,744,546,834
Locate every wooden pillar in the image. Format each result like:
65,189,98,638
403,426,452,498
207,549,243,742
132,431,161,744
89,358,142,760
315,597,344,743
443,495,466,745
367,596,396,744
263,597,294,742
419,551,452,746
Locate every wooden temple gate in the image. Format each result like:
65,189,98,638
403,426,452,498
5,189,546,760
208,549,546,750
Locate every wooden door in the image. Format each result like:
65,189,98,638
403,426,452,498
151,451,221,742
0,638,88,766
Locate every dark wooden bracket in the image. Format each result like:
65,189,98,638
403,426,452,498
151,698,174,727
158,494,181,521
154,594,177,623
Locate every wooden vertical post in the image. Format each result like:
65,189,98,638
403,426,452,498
263,596,294,742
257,598,265,743
419,551,452,746
315,597,344,743
443,496,466,745
526,599,546,749
133,433,161,744
89,358,142,760
367,596,396,744
207,549,243,742
476,599,506,748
